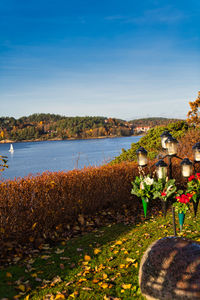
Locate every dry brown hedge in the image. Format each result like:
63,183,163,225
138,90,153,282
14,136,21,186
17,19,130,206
0,162,140,244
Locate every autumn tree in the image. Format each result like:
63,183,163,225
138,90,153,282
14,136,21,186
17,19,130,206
187,91,200,126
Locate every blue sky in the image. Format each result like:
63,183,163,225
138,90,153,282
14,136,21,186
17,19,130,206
0,0,200,120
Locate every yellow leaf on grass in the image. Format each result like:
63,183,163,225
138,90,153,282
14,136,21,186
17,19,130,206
24,295,29,300
78,278,86,283
17,284,25,292
55,294,65,299
115,240,122,245
31,222,37,230
31,273,38,278
101,283,108,289
126,258,136,263
120,264,125,269
94,248,101,255
6,272,12,278
84,255,91,261
93,279,99,283
41,255,51,260
55,248,64,254
122,283,132,289
102,273,108,280
113,250,119,254
69,291,78,298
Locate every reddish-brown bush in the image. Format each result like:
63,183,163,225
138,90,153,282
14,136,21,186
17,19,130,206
0,162,142,245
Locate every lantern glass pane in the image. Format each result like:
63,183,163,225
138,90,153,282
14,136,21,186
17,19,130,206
182,164,192,178
161,137,168,149
156,166,167,179
194,149,200,162
137,152,147,166
166,141,178,156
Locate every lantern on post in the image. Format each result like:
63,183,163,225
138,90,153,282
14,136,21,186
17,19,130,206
192,142,200,162
160,131,172,150
165,136,178,156
136,147,148,167
180,158,193,178
155,159,168,179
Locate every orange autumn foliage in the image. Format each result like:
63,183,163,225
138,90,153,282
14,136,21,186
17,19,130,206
0,162,141,244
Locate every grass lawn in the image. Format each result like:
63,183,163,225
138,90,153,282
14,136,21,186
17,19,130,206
1,208,200,300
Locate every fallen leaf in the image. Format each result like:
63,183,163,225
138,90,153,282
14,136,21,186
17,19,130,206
122,283,132,289
41,255,51,260
133,262,138,268
84,255,91,261
31,223,37,230
6,272,12,278
78,278,86,283
50,276,62,286
115,241,122,245
126,258,136,263
102,273,108,280
93,279,99,283
94,248,101,255
55,248,64,254
54,294,65,300
120,264,125,269
17,284,25,292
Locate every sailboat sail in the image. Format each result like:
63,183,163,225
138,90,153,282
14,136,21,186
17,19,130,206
9,144,14,152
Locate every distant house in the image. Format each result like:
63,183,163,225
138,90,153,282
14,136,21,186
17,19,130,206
134,126,151,133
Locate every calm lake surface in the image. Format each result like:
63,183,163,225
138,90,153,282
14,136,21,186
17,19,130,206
0,136,141,180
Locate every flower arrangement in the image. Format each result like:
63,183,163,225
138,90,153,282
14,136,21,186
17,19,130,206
173,193,192,214
153,178,177,202
131,173,154,203
131,169,155,217
186,173,200,203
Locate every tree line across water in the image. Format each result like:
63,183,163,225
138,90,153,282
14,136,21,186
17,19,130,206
0,114,180,142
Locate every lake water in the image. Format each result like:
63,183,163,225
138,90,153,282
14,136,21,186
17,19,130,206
0,136,141,180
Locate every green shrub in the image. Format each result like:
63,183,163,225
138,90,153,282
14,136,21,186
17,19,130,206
111,121,189,164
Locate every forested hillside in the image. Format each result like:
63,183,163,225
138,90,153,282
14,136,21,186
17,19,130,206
0,114,134,142
111,120,189,164
130,117,181,127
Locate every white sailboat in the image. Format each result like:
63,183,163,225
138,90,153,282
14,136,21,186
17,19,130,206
9,144,14,153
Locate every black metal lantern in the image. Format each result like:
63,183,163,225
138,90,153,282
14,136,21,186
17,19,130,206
136,147,148,167
192,142,200,162
160,131,172,150
165,136,178,156
155,159,168,179
180,158,193,178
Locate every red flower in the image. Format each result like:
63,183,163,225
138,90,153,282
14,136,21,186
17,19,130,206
188,175,195,182
186,193,193,199
196,173,200,178
161,192,167,196
177,194,191,204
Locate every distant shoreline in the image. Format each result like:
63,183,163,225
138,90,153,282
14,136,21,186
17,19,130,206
0,134,143,144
